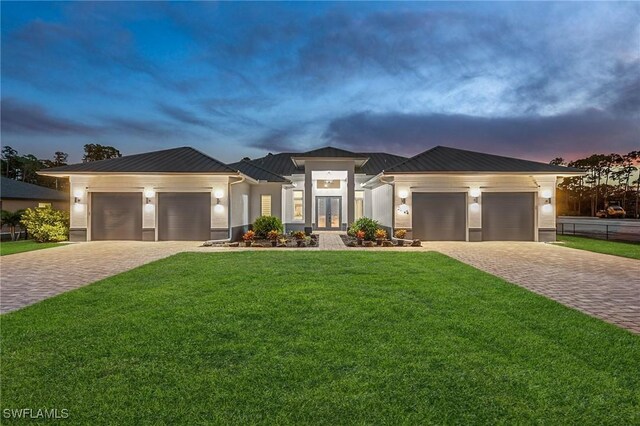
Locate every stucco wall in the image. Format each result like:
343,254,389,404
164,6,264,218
371,184,393,227
0,198,68,212
249,183,283,223
69,174,231,241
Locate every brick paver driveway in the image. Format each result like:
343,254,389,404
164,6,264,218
1,241,199,313
426,242,640,334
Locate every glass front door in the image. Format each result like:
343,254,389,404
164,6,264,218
316,196,341,230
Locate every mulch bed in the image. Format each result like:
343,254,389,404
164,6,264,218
339,234,413,248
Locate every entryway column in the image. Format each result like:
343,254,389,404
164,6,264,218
304,168,313,235
347,168,355,226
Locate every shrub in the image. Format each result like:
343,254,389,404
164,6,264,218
375,229,387,240
348,217,379,241
253,216,283,239
355,230,365,240
292,231,305,240
394,229,407,239
20,206,69,242
242,230,255,241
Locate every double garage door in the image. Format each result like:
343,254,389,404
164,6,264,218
412,192,535,241
91,192,211,241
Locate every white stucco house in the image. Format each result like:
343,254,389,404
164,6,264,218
39,145,583,242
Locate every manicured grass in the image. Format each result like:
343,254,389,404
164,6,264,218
556,235,640,260
0,240,63,256
2,252,639,424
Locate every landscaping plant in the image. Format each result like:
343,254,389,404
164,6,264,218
348,217,379,241
242,230,255,247
355,230,365,245
253,216,283,239
20,206,69,243
1,209,25,241
267,230,280,246
394,229,407,246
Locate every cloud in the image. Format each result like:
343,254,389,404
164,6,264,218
323,109,640,161
1,98,99,135
156,103,215,129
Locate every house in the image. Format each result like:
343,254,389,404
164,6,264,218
39,145,583,242
0,176,68,212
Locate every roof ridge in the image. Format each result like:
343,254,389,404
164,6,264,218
384,145,439,172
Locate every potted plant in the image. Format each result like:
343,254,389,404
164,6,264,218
267,230,280,247
242,230,255,247
375,229,387,246
394,229,407,246
293,231,306,247
355,230,365,245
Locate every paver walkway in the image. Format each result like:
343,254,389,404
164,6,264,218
0,241,196,313
428,241,640,334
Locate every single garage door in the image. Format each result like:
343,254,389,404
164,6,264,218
91,192,142,240
158,192,211,241
482,192,535,241
412,192,466,241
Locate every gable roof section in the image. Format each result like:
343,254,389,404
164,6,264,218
229,159,289,183
384,146,584,174
40,147,237,174
290,146,365,158
1,177,68,201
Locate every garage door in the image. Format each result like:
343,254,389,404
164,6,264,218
482,192,535,241
158,192,211,241
412,192,466,241
91,193,142,240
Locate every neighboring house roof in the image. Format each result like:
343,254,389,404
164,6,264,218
40,147,237,174
229,159,290,183
384,146,584,174
0,177,68,201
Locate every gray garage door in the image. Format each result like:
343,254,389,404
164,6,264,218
91,192,142,241
482,192,535,241
412,192,466,241
158,192,211,241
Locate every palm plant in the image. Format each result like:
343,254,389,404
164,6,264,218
1,209,25,241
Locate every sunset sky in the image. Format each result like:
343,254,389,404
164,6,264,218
2,1,639,164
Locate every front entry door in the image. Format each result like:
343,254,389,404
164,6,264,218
316,197,341,230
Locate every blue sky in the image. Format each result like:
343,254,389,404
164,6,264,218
2,1,639,163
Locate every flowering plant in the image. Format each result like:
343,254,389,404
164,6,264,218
375,229,387,240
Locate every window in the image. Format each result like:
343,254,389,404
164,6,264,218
38,202,52,208
293,190,303,220
355,191,364,220
317,179,341,189
261,195,272,216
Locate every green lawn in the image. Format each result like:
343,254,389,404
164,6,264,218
0,239,63,256
2,252,639,425
556,235,640,260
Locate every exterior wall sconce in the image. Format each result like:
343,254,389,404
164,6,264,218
214,190,224,213
73,189,83,204
144,189,155,205
469,188,481,204
541,189,552,204
397,190,409,214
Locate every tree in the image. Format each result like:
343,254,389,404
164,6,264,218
83,144,121,162
41,151,69,190
1,209,25,241
1,146,19,179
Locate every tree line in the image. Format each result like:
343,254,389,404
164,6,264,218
1,144,121,191
552,151,640,218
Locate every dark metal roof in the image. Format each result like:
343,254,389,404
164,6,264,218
1,177,68,201
358,153,408,174
248,153,303,176
41,147,237,174
290,146,366,158
384,146,584,174
229,160,289,183
243,148,406,176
